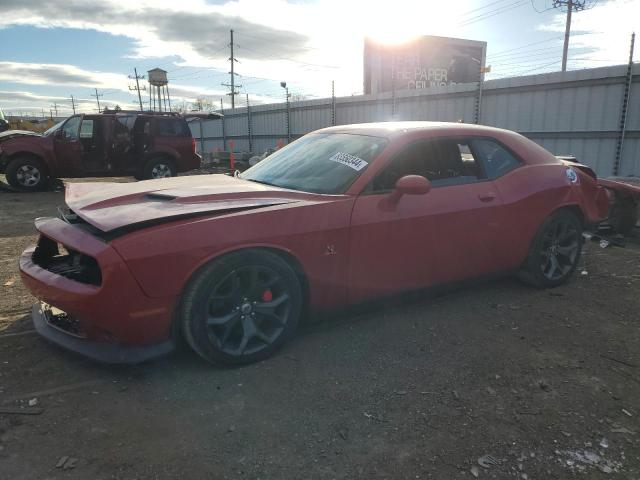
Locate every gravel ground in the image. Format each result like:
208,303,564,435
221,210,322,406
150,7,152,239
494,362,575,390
1,177,639,480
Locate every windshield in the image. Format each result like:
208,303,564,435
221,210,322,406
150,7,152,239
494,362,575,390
241,133,387,194
43,120,65,136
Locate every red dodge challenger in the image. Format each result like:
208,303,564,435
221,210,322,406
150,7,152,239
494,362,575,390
19,122,640,365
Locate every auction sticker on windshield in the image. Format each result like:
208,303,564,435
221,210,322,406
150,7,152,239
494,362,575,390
328,152,368,171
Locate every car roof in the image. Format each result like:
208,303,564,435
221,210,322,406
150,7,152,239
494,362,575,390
313,121,513,139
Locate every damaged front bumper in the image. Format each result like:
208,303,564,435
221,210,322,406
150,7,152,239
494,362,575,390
19,217,177,364
32,303,174,364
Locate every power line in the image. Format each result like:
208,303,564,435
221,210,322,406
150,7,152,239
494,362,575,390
234,43,340,69
488,46,564,63
530,0,555,12
460,0,515,16
458,0,529,27
489,36,564,57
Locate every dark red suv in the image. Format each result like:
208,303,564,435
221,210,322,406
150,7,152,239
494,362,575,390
0,112,207,191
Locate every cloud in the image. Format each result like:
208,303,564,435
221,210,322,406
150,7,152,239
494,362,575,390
0,62,128,90
0,0,310,63
0,90,136,115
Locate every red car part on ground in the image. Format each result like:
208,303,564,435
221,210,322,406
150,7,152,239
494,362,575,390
19,122,640,365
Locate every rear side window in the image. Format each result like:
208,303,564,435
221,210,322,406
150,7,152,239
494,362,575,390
471,138,521,179
156,118,190,137
114,115,135,141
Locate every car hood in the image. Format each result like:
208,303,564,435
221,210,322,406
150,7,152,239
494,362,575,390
0,129,42,142
65,175,325,233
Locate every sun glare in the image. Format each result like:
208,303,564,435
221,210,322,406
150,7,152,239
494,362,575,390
361,0,455,44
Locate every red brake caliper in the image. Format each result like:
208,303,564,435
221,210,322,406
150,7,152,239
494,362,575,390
261,289,273,302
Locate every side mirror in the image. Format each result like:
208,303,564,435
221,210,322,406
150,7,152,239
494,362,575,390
389,175,431,203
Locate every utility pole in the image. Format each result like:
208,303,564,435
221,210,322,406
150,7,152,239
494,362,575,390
553,0,587,72
70,95,76,114
91,88,103,112
52,102,58,117
128,68,146,111
221,29,241,108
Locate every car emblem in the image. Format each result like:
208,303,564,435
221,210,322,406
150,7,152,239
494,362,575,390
565,167,579,184
325,245,337,255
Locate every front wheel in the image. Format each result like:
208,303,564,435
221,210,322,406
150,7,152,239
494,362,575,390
518,210,583,288
5,156,49,191
179,250,303,365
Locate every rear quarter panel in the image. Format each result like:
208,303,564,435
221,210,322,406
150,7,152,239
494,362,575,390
492,163,603,267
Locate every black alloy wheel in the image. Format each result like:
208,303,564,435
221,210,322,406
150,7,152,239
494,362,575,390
519,210,583,288
180,250,302,365
539,218,581,281
206,265,291,356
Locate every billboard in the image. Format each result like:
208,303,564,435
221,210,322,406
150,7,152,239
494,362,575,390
363,35,487,95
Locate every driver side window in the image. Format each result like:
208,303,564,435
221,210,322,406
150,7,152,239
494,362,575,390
62,116,81,140
371,138,484,192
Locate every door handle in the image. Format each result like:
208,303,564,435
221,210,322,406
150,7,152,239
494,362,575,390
478,192,497,202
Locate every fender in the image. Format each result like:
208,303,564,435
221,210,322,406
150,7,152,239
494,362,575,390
0,137,54,171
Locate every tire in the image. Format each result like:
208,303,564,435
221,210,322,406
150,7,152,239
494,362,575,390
142,157,176,180
179,250,303,365
5,156,49,192
518,209,583,288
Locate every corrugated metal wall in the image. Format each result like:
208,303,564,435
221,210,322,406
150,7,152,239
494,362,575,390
191,64,640,177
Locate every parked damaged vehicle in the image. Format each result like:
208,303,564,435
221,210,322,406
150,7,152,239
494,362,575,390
0,111,219,191
19,122,640,365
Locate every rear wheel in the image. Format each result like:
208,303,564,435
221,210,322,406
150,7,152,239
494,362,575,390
518,210,583,288
5,156,49,192
179,250,303,365
142,157,176,180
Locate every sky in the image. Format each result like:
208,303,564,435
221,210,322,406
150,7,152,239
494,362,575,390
0,0,637,116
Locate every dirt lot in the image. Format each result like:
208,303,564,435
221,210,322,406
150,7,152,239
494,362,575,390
1,177,639,480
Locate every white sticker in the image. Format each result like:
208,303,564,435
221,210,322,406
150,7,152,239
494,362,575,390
328,152,368,171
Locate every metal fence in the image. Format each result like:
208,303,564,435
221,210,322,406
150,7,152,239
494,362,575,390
189,63,640,177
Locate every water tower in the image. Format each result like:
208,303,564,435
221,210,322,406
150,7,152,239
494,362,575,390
148,68,171,112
